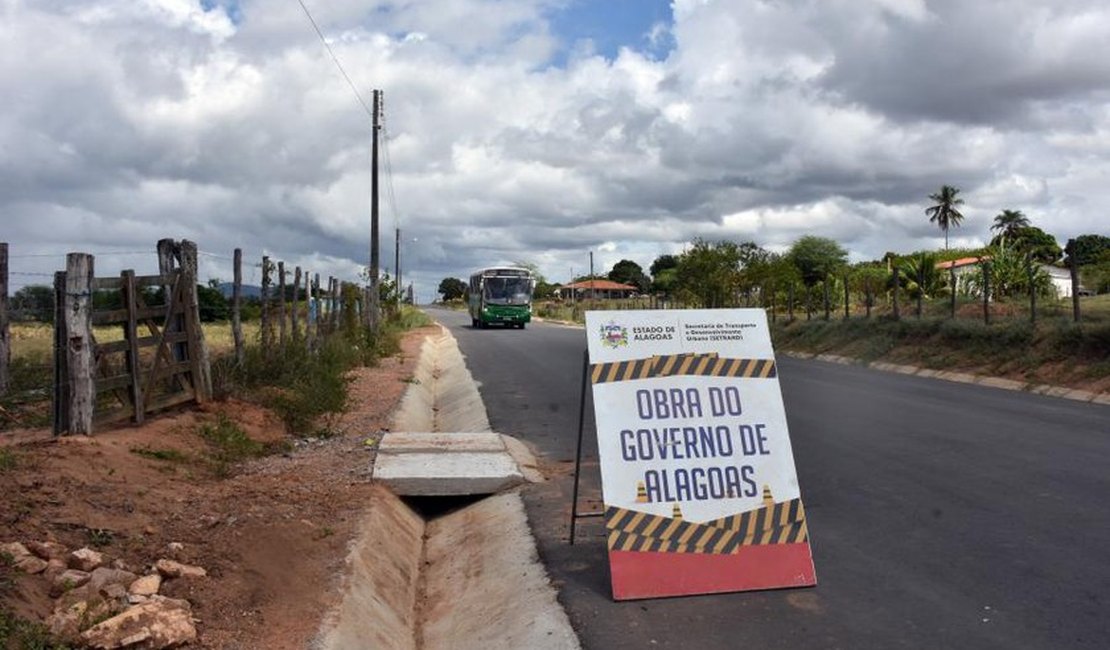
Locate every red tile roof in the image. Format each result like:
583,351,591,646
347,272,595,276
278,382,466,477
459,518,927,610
935,256,991,270
560,279,638,291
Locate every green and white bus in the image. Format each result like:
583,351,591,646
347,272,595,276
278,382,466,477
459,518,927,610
468,267,534,329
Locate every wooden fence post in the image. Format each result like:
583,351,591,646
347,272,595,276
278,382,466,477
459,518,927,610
916,263,923,319
949,267,957,319
313,273,321,346
278,261,287,347
0,242,8,396
179,241,212,401
233,248,244,365
305,271,314,352
292,266,301,342
157,239,185,367
65,253,95,435
121,270,144,424
983,261,992,326
1067,239,1080,323
866,280,873,318
261,256,271,351
1028,259,1037,325
53,271,68,435
843,275,849,320
330,277,339,332
823,278,830,321
892,267,900,320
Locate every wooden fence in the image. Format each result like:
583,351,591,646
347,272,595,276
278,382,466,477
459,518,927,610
53,241,212,434
1,240,376,435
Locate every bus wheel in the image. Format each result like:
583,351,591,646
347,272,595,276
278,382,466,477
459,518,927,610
519,322,526,330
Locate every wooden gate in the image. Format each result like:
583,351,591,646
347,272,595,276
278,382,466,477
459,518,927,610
54,242,212,434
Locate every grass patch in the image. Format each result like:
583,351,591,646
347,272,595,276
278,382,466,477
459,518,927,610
199,413,263,463
0,606,71,650
0,449,16,473
129,447,190,463
771,313,1108,384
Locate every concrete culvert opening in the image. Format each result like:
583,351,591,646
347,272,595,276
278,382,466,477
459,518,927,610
401,494,489,520
315,485,579,650
315,326,578,649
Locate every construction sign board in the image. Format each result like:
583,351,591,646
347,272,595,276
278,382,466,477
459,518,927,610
585,308,816,600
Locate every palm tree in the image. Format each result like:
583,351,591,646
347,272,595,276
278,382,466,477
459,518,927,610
925,185,965,251
991,209,1029,240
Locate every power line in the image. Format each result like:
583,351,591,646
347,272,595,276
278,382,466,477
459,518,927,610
9,250,151,258
295,0,375,121
382,118,401,231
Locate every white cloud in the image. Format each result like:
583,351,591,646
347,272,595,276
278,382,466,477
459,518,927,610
1,0,1107,298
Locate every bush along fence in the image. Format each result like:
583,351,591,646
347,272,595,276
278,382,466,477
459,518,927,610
755,252,1087,326
0,239,374,435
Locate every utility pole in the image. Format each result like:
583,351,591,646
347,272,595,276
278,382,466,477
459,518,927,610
370,89,382,330
589,251,594,300
395,227,401,306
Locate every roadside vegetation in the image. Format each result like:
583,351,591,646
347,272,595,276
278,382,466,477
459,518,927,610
0,280,431,434
435,187,1108,388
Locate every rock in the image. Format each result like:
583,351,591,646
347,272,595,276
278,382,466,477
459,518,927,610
102,583,128,604
154,559,207,578
47,595,113,642
44,558,68,581
89,567,139,594
69,547,106,572
166,542,184,557
27,540,68,561
80,596,197,650
15,555,49,574
0,541,31,559
47,598,90,641
51,569,92,597
129,574,162,597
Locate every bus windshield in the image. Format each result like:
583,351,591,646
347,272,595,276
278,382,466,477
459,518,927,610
483,277,532,305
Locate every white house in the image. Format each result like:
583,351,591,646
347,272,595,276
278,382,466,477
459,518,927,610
1040,265,1088,298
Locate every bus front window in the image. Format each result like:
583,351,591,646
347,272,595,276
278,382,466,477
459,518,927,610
484,277,532,305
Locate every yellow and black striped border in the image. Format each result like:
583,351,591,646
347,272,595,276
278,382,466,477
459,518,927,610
590,353,776,385
605,498,807,555
607,521,808,555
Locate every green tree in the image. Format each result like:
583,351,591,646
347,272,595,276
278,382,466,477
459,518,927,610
650,254,678,277
897,252,944,299
967,238,1053,298
437,277,467,301
196,284,230,322
786,236,848,286
10,285,54,322
925,185,966,250
990,226,1061,264
675,239,742,307
649,254,679,294
1068,234,1110,266
607,259,650,292
990,209,1030,239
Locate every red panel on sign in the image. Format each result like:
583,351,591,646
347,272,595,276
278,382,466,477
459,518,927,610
608,544,817,601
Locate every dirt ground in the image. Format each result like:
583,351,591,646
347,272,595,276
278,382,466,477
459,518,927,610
0,326,440,649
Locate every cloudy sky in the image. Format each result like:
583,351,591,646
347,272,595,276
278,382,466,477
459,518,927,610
3,0,1108,298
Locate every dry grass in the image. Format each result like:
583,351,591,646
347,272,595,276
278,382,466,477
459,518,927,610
8,321,264,360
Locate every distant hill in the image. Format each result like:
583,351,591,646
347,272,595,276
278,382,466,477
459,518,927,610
216,282,262,299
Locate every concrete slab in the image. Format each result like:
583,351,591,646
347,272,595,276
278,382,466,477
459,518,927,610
379,432,507,454
374,451,524,496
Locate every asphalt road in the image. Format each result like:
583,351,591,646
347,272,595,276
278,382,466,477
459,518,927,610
426,306,1110,650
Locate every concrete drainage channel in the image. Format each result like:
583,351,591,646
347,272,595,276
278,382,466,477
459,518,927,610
316,326,580,650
